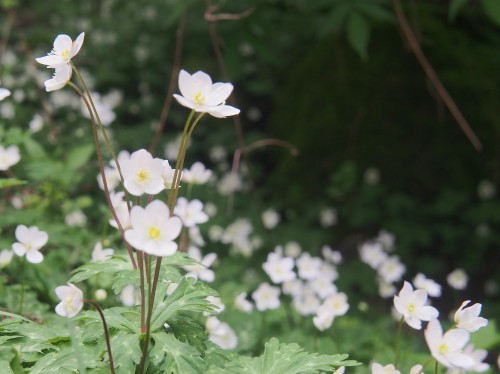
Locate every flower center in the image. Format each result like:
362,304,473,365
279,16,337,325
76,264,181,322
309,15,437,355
194,92,205,105
148,226,160,239
136,170,149,183
438,342,448,354
407,303,415,313
61,49,70,60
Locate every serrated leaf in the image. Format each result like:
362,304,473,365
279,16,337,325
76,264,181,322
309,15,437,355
0,178,26,188
449,0,470,21
150,332,205,373
346,12,370,61
481,0,500,27
168,314,208,355
0,310,37,324
151,277,217,332
69,256,134,283
110,332,142,373
224,337,360,374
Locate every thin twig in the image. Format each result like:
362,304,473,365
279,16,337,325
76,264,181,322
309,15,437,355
204,4,254,22
392,0,482,151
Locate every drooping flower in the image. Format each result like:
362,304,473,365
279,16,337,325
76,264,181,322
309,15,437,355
124,200,182,257
121,149,164,196
173,70,240,118
393,281,439,330
206,316,238,349
43,63,72,92
425,319,474,369
0,249,13,268
55,283,84,318
0,145,21,170
413,273,442,298
12,225,49,264
36,32,85,68
454,300,488,332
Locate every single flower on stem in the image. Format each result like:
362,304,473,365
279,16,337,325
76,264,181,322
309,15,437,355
121,149,164,196
454,300,488,332
36,32,85,68
12,225,49,264
124,200,182,257
44,63,72,92
173,70,240,118
393,281,439,330
55,283,84,318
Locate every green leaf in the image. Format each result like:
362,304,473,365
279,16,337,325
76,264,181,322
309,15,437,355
449,0,470,21
110,332,142,373
346,12,370,61
469,320,500,349
0,178,27,188
168,314,208,355
151,278,217,332
65,143,94,170
151,332,205,373
0,310,38,324
23,137,47,159
481,0,500,27
69,256,134,284
224,337,361,374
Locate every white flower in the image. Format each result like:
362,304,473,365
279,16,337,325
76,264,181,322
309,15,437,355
234,292,253,313
0,88,11,101
445,344,489,373
217,172,243,195
44,63,72,92
124,200,182,256
261,209,280,229
371,363,401,374
94,289,107,301
477,180,496,200
410,364,424,374
29,113,45,133
413,273,442,298
294,293,320,316
393,281,439,330
0,145,21,170
425,319,474,369
81,91,117,126
262,254,296,284
447,269,468,290
309,276,337,300
359,241,387,269
206,316,238,349
183,246,217,282
252,282,280,311
313,309,335,331
0,249,14,268
322,245,342,264
378,279,397,298
55,283,84,318
36,32,85,68
174,197,209,228
173,69,240,118
65,209,87,227
161,160,177,189
321,292,350,317
183,162,212,185
282,279,304,298
376,230,395,251
91,242,114,262
120,284,141,306
378,256,406,284
205,296,225,315
364,167,380,185
108,191,131,230
319,207,337,228
296,253,323,280
454,300,488,332
121,149,164,196
12,225,49,264
284,241,302,258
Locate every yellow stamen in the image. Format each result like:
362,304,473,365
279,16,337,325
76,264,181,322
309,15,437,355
61,49,70,59
148,227,160,239
137,170,149,182
194,92,204,105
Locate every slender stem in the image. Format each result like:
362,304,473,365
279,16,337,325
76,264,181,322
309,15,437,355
434,360,439,374
68,82,137,269
18,257,26,315
137,251,146,332
70,63,132,212
394,316,404,368
67,318,87,374
83,299,115,374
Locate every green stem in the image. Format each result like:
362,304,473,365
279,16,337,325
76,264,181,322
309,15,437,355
84,299,115,374
394,316,404,368
18,257,26,315
67,318,87,374
434,360,439,374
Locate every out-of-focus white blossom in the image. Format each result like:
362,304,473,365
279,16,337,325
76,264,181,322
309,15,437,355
12,225,48,264
413,273,442,298
454,300,488,332
319,207,337,228
55,283,84,318
0,145,21,170
65,209,87,227
447,269,468,290
252,282,280,311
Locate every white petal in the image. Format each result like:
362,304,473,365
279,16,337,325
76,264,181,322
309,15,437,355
206,83,233,105
173,94,197,111
207,105,240,118
12,243,26,257
26,250,43,264
70,32,85,58
53,34,72,52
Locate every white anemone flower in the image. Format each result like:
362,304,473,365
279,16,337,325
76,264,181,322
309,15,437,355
447,268,468,290
0,145,21,170
174,197,209,228
425,319,474,369
234,292,253,313
0,249,14,268
262,254,296,284
173,69,240,118
121,149,164,196
36,32,85,68
124,200,182,257
206,316,238,349
252,282,280,311
0,88,11,101
393,281,439,330
183,162,212,185
91,242,114,262
413,273,442,298
12,225,49,264
371,363,401,374
55,283,84,318
454,300,488,332
44,63,72,92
